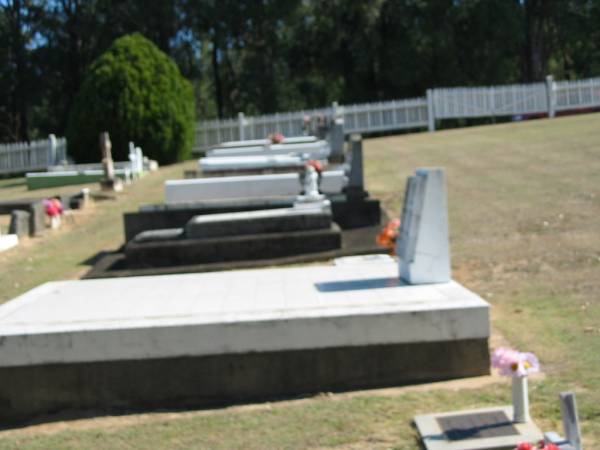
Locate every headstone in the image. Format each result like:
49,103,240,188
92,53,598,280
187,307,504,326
348,134,364,190
559,392,582,450
100,132,123,192
396,168,451,284
9,210,31,237
329,118,345,162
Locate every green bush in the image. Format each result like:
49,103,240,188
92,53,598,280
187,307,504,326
67,33,195,164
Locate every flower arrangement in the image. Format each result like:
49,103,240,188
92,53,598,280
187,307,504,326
269,132,285,144
306,159,323,173
376,219,400,255
492,348,540,377
491,347,540,423
515,441,559,450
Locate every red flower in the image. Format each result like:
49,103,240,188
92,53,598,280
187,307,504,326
376,219,401,255
516,443,534,450
307,159,324,173
270,133,285,144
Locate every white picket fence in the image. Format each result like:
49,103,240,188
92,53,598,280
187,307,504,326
0,134,67,175
195,75,600,149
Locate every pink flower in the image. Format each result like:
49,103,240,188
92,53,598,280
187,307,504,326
492,348,540,377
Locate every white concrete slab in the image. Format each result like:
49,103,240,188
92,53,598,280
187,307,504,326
0,262,489,367
165,173,301,203
199,155,305,172
217,136,317,148
320,169,347,194
207,141,330,159
0,234,19,252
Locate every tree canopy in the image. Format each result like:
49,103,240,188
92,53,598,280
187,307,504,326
2,0,600,147
66,33,195,164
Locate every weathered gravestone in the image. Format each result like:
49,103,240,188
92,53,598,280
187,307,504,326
100,132,123,192
9,210,31,237
396,168,451,284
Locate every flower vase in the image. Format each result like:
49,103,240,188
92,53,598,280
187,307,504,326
512,375,530,423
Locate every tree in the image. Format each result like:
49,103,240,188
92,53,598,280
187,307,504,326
66,33,195,164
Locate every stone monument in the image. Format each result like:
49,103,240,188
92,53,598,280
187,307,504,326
396,168,450,284
328,118,345,162
100,132,123,192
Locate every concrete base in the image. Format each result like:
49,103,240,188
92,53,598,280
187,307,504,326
0,263,489,423
124,194,380,241
125,225,342,268
86,224,388,279
2,340,488,424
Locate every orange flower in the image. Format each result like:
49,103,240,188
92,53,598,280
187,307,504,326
376,219,401,255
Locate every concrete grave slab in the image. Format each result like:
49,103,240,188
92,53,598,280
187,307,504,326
0,262,489,422
185,207,332,239
207,141,330,159
165,173,301,203
199,155,305,173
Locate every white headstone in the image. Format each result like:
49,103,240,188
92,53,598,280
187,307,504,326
396,168,451,284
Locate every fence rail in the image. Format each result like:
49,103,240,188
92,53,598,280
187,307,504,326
0,134,67,175
195,75,600,149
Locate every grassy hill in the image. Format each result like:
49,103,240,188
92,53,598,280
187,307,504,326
0,113,599,448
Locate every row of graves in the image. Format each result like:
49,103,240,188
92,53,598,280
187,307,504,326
0,135,156,254
87,119,382,277
25,136,157,190
0,123,582,449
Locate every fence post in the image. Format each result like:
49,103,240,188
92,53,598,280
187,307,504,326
238,112,245,140
546,75,556,118
48,134,57,166
426,89,436,132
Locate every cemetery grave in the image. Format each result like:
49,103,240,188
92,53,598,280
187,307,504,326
193,121,342,178
25,139,157,190
86,133,383,278
0,114,598,448
0,167,491,424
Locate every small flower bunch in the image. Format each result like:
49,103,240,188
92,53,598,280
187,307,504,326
43,198,63,217
269,133,285,144
376,219,400,255
306,159,323,173
492,348,540,377
515,441,559,450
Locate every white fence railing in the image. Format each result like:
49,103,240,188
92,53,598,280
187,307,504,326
195,75,600,149
0,134,67,175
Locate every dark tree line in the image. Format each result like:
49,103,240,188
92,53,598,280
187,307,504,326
1,0,600,143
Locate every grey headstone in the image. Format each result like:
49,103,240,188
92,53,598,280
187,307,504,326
9,210,31,238
348,134,364,190
329,118,345,161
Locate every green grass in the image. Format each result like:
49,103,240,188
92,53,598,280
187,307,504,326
0,114,599,448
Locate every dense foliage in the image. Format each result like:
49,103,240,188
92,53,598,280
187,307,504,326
66,33,195,163
2,0,600,143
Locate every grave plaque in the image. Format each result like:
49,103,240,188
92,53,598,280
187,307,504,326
397,168,450,284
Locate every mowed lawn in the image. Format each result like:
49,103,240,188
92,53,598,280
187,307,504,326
0,114,599,449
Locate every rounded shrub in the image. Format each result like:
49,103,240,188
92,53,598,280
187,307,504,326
67,33,195,164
